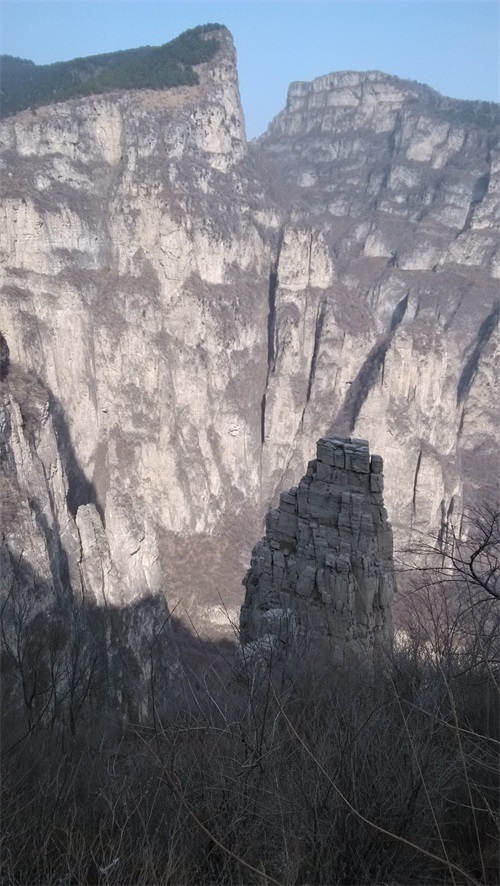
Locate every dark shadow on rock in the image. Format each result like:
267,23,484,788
0,546,238,734
0,330,10,381
4,362,105,525
457,300,499,404
331,292,409,434
49,393,105,525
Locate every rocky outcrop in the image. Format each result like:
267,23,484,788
0,30,498,634
241,437,394,666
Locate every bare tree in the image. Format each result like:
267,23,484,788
405,503,500,601
453,505,500,601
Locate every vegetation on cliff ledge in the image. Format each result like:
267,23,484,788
0,24,223,117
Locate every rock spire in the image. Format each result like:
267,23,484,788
240,437,395,665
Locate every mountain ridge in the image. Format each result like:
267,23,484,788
278,69,499,130
2,26,498,130
0,24,225,117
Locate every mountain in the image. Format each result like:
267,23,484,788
1,26,499,637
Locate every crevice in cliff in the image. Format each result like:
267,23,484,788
457,301,499,404
267,263,279,374
412,449,422,511
306,298,326,405
436,495,456,551
388,110,402,159
30,488,72,602
260,393,267,446
0,331,10,381
261,231,284,446
436,498,448,551
377,111,402,193
336,292,409,432
307,231,314,286
457,406,466,439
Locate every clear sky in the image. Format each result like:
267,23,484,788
1,1,498,138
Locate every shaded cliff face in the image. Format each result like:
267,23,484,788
0,365,174,722
1,36,498,632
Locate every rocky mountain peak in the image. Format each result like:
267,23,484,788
286,68,427,103
266,68,499,140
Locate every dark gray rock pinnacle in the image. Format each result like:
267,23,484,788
240,436,395,666
0,332,10,381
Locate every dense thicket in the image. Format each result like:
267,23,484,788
0,24,222,117
1,510,499,885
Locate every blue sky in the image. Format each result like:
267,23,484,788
1,1,498,138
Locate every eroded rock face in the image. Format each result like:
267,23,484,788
0,33,498,633
255,71,500,556
0,29,268,629
0,367,173,722
241,437,394,666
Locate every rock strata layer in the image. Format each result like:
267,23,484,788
241,437,394,665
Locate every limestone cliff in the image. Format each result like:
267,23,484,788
256,71,499,554
241,437,394,666
0,366,173,721
1,28,266,629
0,30,498,632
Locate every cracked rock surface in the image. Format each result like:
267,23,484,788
241,437,394,665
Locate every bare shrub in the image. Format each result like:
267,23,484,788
1,506,498,884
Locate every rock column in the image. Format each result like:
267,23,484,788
240,437,394,666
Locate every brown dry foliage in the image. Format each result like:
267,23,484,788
1,509,499,885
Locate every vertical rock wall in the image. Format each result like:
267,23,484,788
0,367,174,723
241,437,394,665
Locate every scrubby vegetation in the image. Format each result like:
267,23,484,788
0,24,222,118
411,82,499,129
430,95,499,131
1,508,499,885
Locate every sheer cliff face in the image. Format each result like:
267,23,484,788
0,30,271,623
0,366,175,722
256,71,499,547
1,35,498,630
